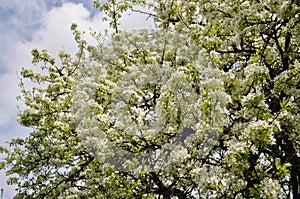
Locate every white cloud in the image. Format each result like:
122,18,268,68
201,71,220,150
0,0,46,41
29,3,102,56
119,6,155,30
0,171,16,199
0,74,20,127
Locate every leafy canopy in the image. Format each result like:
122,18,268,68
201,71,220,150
1,0,300,198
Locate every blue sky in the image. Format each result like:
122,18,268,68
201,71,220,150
0,1,153,198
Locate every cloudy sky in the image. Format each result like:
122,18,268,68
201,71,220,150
0,1,153,198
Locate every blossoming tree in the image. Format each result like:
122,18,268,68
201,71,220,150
1,0,300,198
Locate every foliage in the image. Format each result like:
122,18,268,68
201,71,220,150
1,0,300,198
